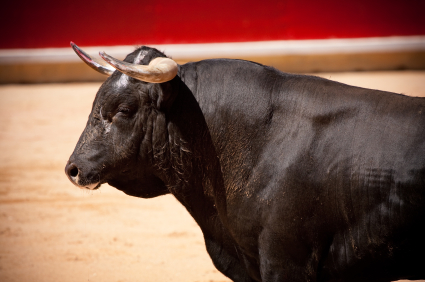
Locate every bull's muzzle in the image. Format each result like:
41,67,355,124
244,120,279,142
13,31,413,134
65,161,100,190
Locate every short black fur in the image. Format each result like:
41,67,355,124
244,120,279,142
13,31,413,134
66,46,425,282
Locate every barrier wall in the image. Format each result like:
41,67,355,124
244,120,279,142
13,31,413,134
1,0,425,83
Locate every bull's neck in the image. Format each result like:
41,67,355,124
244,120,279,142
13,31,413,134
156,82,230,235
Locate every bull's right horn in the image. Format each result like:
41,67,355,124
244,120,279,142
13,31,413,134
99,51,178,83
70,42,115,76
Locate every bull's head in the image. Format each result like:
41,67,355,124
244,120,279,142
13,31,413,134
65,42,180,198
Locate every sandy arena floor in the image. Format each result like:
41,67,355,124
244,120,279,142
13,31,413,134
1,71,425,282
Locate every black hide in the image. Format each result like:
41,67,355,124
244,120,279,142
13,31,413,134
66,46,425,282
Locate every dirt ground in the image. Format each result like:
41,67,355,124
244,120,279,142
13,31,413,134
1,71,425,282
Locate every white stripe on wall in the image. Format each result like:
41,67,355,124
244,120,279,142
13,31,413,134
1,36,424,64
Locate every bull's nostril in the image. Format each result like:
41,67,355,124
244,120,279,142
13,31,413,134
65,162,82,187
65,162,79,180
70,166,79,177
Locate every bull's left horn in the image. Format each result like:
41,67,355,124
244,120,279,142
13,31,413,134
99,52,178,83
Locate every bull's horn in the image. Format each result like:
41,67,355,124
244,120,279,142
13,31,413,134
99,51,178,83
70,42,115,76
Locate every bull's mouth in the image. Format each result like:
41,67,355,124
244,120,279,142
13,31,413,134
67,173,102,190
76,183,101,190
83,182,102,190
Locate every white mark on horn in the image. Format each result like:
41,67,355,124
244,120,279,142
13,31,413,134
100,107,111,134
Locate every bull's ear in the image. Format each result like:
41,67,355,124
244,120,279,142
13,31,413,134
156,78,179,111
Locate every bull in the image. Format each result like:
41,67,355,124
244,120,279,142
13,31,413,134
65,42,425,282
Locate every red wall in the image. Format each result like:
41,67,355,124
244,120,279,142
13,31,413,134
1,0,424,49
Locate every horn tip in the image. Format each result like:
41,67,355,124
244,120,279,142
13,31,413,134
99,51,112,62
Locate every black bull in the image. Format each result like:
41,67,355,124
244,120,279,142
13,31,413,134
65,45,425,281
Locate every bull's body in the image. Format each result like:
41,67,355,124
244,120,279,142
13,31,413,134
66,46,425,282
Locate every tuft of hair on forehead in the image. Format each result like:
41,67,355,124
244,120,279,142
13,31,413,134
123,46,169,65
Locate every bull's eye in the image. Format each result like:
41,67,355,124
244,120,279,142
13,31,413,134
118,107,130,114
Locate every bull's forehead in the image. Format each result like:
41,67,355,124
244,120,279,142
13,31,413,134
93,46,167,111
96,82,139,106
115,49,149,88
132,49,149,64
124,47,151,63
91,80,135,118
